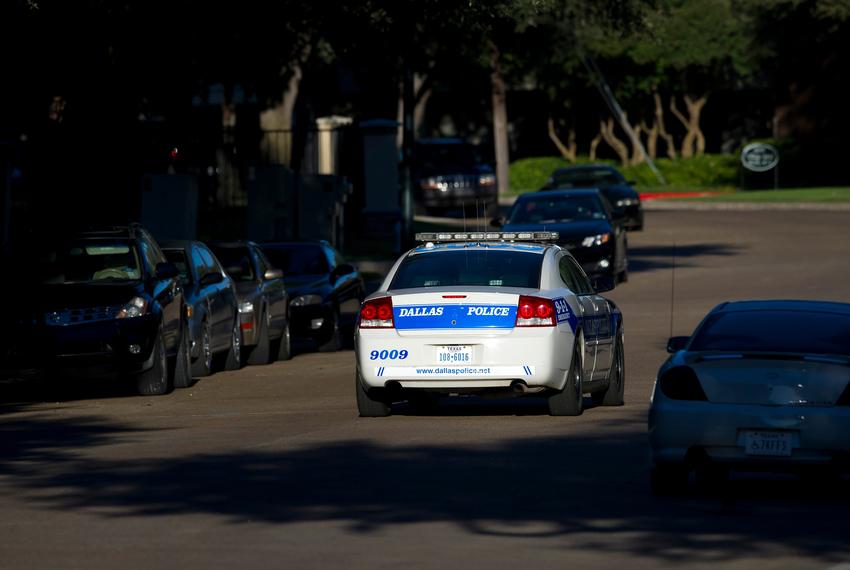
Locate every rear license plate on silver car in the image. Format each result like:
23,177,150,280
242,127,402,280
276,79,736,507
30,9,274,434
743,430,793,457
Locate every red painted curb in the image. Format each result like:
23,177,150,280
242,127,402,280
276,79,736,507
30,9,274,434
639,191,725,200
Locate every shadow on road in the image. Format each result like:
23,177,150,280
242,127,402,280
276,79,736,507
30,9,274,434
1,410,848,564
628,243,744,273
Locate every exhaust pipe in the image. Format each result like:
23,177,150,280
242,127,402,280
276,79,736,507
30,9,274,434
511,380,529,394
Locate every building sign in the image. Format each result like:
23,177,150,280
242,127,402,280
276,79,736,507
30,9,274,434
741,143,780,172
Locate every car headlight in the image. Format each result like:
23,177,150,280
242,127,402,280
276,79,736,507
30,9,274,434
117,297,149,319
478,174,496,187
615,198,635,207
581,233,612,247
238,301,254,314
291,294,323,307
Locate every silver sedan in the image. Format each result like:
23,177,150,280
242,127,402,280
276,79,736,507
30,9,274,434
649,299,850,493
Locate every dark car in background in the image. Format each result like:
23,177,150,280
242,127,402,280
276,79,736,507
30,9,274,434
499,189,628,283
414,138,497,215
541,164,644,231
260,241,364,352
15,224,191,395
163,240,242,377
209,241,291,365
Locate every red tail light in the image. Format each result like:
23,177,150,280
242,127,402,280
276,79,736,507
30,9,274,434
516,295,556,327
658,366,708,401
359,297,394,328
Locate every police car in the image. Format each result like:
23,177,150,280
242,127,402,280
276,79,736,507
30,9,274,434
355,231,625,417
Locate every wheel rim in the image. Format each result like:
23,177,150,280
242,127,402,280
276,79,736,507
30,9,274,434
573,349,582,401
157,336,167,388
284,324,291,354
202,324,212,370
232,321,241,362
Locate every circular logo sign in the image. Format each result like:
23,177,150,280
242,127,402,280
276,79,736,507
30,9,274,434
741,143,779,172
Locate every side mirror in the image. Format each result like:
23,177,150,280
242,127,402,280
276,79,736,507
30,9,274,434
200,271,224,286
666,336,690,353
590,275,615,293
331,263,355,281
490,216,505,228
155,262,179,280
264,268,284,281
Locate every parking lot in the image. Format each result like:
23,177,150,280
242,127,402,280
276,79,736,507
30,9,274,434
2,208,850,569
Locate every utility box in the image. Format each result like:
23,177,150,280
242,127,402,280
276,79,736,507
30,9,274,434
360,119,401,251
140,173,198,241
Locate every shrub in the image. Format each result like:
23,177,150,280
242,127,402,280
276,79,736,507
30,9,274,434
509,154,739,194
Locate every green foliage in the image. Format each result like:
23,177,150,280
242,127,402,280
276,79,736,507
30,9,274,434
509,154,739,194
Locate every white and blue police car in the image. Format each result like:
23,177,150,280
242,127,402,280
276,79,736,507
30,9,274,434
355,231,625,416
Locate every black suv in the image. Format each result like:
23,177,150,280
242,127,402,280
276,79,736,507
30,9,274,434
414,138,497,215
13,224,191,395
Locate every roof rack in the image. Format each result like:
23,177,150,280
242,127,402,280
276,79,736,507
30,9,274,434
414,231,560,243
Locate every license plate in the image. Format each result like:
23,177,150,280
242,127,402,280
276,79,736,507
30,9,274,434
743,430,793,457
435,345,473,364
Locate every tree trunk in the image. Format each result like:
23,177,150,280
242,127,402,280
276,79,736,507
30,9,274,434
654,92,676,159
670,94,707,158
642,120,658,160
599,118,629,166
396,73,433,148
260,54,308,165
489,40,510,198
630,122,644,165
547,117,576,162
589,132,602,161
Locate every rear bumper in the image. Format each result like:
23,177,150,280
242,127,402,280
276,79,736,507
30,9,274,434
356,327,575,391
649,392,850,469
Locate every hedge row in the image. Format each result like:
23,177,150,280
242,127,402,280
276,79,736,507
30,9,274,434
508,154,740,194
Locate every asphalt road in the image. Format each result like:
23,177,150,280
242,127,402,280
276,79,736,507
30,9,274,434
2,209,850,569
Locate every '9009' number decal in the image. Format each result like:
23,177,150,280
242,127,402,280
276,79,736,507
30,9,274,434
370,349,409,360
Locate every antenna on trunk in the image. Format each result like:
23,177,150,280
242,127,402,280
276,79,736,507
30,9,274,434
669,242,677,339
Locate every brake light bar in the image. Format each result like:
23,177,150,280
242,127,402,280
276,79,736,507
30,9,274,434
516,295,556,327
359,297,394,328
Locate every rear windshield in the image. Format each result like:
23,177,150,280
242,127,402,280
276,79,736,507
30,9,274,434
690,310,850,356
262,244,329,276
42,241,142,284
210,246,255,282
509,195,607,224
390,250,542,289
551,168,623,187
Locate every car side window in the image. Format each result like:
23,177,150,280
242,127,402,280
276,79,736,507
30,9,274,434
200,248,218,279
564,256,594,295
139,239,160,276
558,255,579,292
253,248,269,277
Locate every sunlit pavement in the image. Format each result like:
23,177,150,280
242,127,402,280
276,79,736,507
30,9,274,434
2,209,850,569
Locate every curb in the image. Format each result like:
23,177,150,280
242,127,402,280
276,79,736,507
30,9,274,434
643,200,850,211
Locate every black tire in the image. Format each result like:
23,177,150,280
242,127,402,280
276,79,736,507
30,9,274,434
136,329,169,396
650,464,690,496
223,318,243,371
356,373,391,417
548,341,584,416
191,319,213,377
172,322,193,389
593,329,625,406
617,268,629,283
247,308,275,365
276,321,292,361
317,309,342,352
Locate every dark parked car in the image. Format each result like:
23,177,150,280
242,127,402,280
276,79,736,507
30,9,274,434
414,138,497,215
260,241,364,352
499,189,628,283
15,224,190,395
541,164,644,231
163,240,242,377
208,241,290,365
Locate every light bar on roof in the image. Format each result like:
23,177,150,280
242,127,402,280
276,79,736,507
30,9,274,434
415,231,560,243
